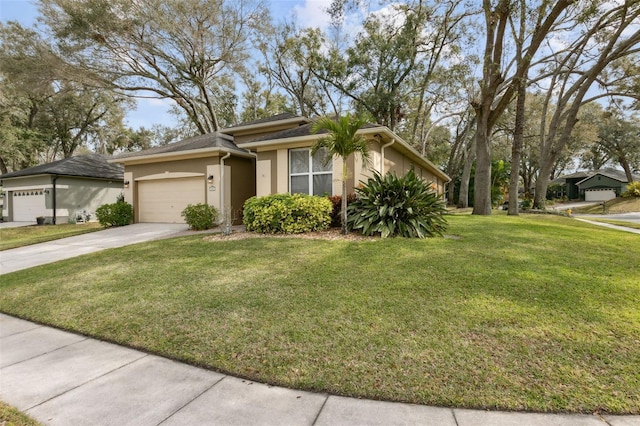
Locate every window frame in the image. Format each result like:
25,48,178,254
289,147,333,196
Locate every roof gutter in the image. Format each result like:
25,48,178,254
108,147,256,164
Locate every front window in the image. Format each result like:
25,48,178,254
289,148,332,196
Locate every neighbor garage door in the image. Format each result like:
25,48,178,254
138,177,205,223
584,188,616,202
12,190,47,221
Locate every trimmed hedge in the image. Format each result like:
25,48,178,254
347,169,448,238
243,193,332,234
181,203,218,230
95,201,133,227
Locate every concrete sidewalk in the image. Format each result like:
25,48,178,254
0,223,189,275
1,314,637,426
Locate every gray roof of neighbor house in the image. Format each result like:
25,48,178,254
576,169,640,185
1,154,123,180
111,132,250,160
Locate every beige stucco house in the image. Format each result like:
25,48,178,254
1,154,124,224
110,114,450,224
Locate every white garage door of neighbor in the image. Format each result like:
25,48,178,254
12,191,47,221
138,177,205,223
584,189,616,202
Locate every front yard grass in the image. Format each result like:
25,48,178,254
0,401,41,426
1,215,638,414
0,223,102,251
572,197,640,214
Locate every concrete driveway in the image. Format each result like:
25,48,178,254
0,223,188,275
0,221,36,229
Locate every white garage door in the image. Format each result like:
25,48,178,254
138,177,205,223
584,189,616,202
12,190,47,221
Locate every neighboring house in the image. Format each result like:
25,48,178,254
551,171,592,200
576,170,639,201
110,113,451,224
1,154,124,224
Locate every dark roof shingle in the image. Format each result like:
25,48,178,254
111,132,248,160
1,154,123,180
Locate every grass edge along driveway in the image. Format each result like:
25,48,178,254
0,222,102,251
1,214,639,415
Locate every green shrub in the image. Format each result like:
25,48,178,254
181,203,218,230
243,193,332,234
347,169,448,238
521,199,532,210
328,194,357,228
95,201,133,227
622,181,640,197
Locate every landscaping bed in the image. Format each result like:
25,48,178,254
1,215,638,414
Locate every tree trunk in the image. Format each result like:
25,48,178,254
619,157,634,183
508,81,526,216
473,111,492,215
342,160,348,235
534,160,554,208
457,137,476,208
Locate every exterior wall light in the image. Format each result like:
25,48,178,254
208,175,214,183
124,180,130,188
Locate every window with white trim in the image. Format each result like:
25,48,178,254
289,148,333,196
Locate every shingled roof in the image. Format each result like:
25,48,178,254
1,154,123,180
245,121,381,143
111,132,250,160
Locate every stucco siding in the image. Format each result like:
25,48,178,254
55,177,122,223
2,175,121,223
127,157,217,180
227,156,256,221
579,175,625,192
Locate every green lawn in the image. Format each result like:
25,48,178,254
573,197,640,214
0,223,102,250
0,401,41,426
1,215,639,414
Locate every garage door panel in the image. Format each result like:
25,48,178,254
585,189,616,202
13,191,47,221
138,178,205,223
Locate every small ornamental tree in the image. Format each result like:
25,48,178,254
311,114,371,234
347,169,448,238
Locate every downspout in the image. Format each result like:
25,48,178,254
380,138,395,174
52,175,58,225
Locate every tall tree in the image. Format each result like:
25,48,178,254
596,110,640,182
40,0,268,133
470,0,575,215
311,115,371,235
0,21,129,167
532,1,640,208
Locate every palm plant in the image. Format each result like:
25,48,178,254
311,114,371,234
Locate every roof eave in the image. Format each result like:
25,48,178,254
238,126,451,183
109,147,255,165
221,117,312,135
